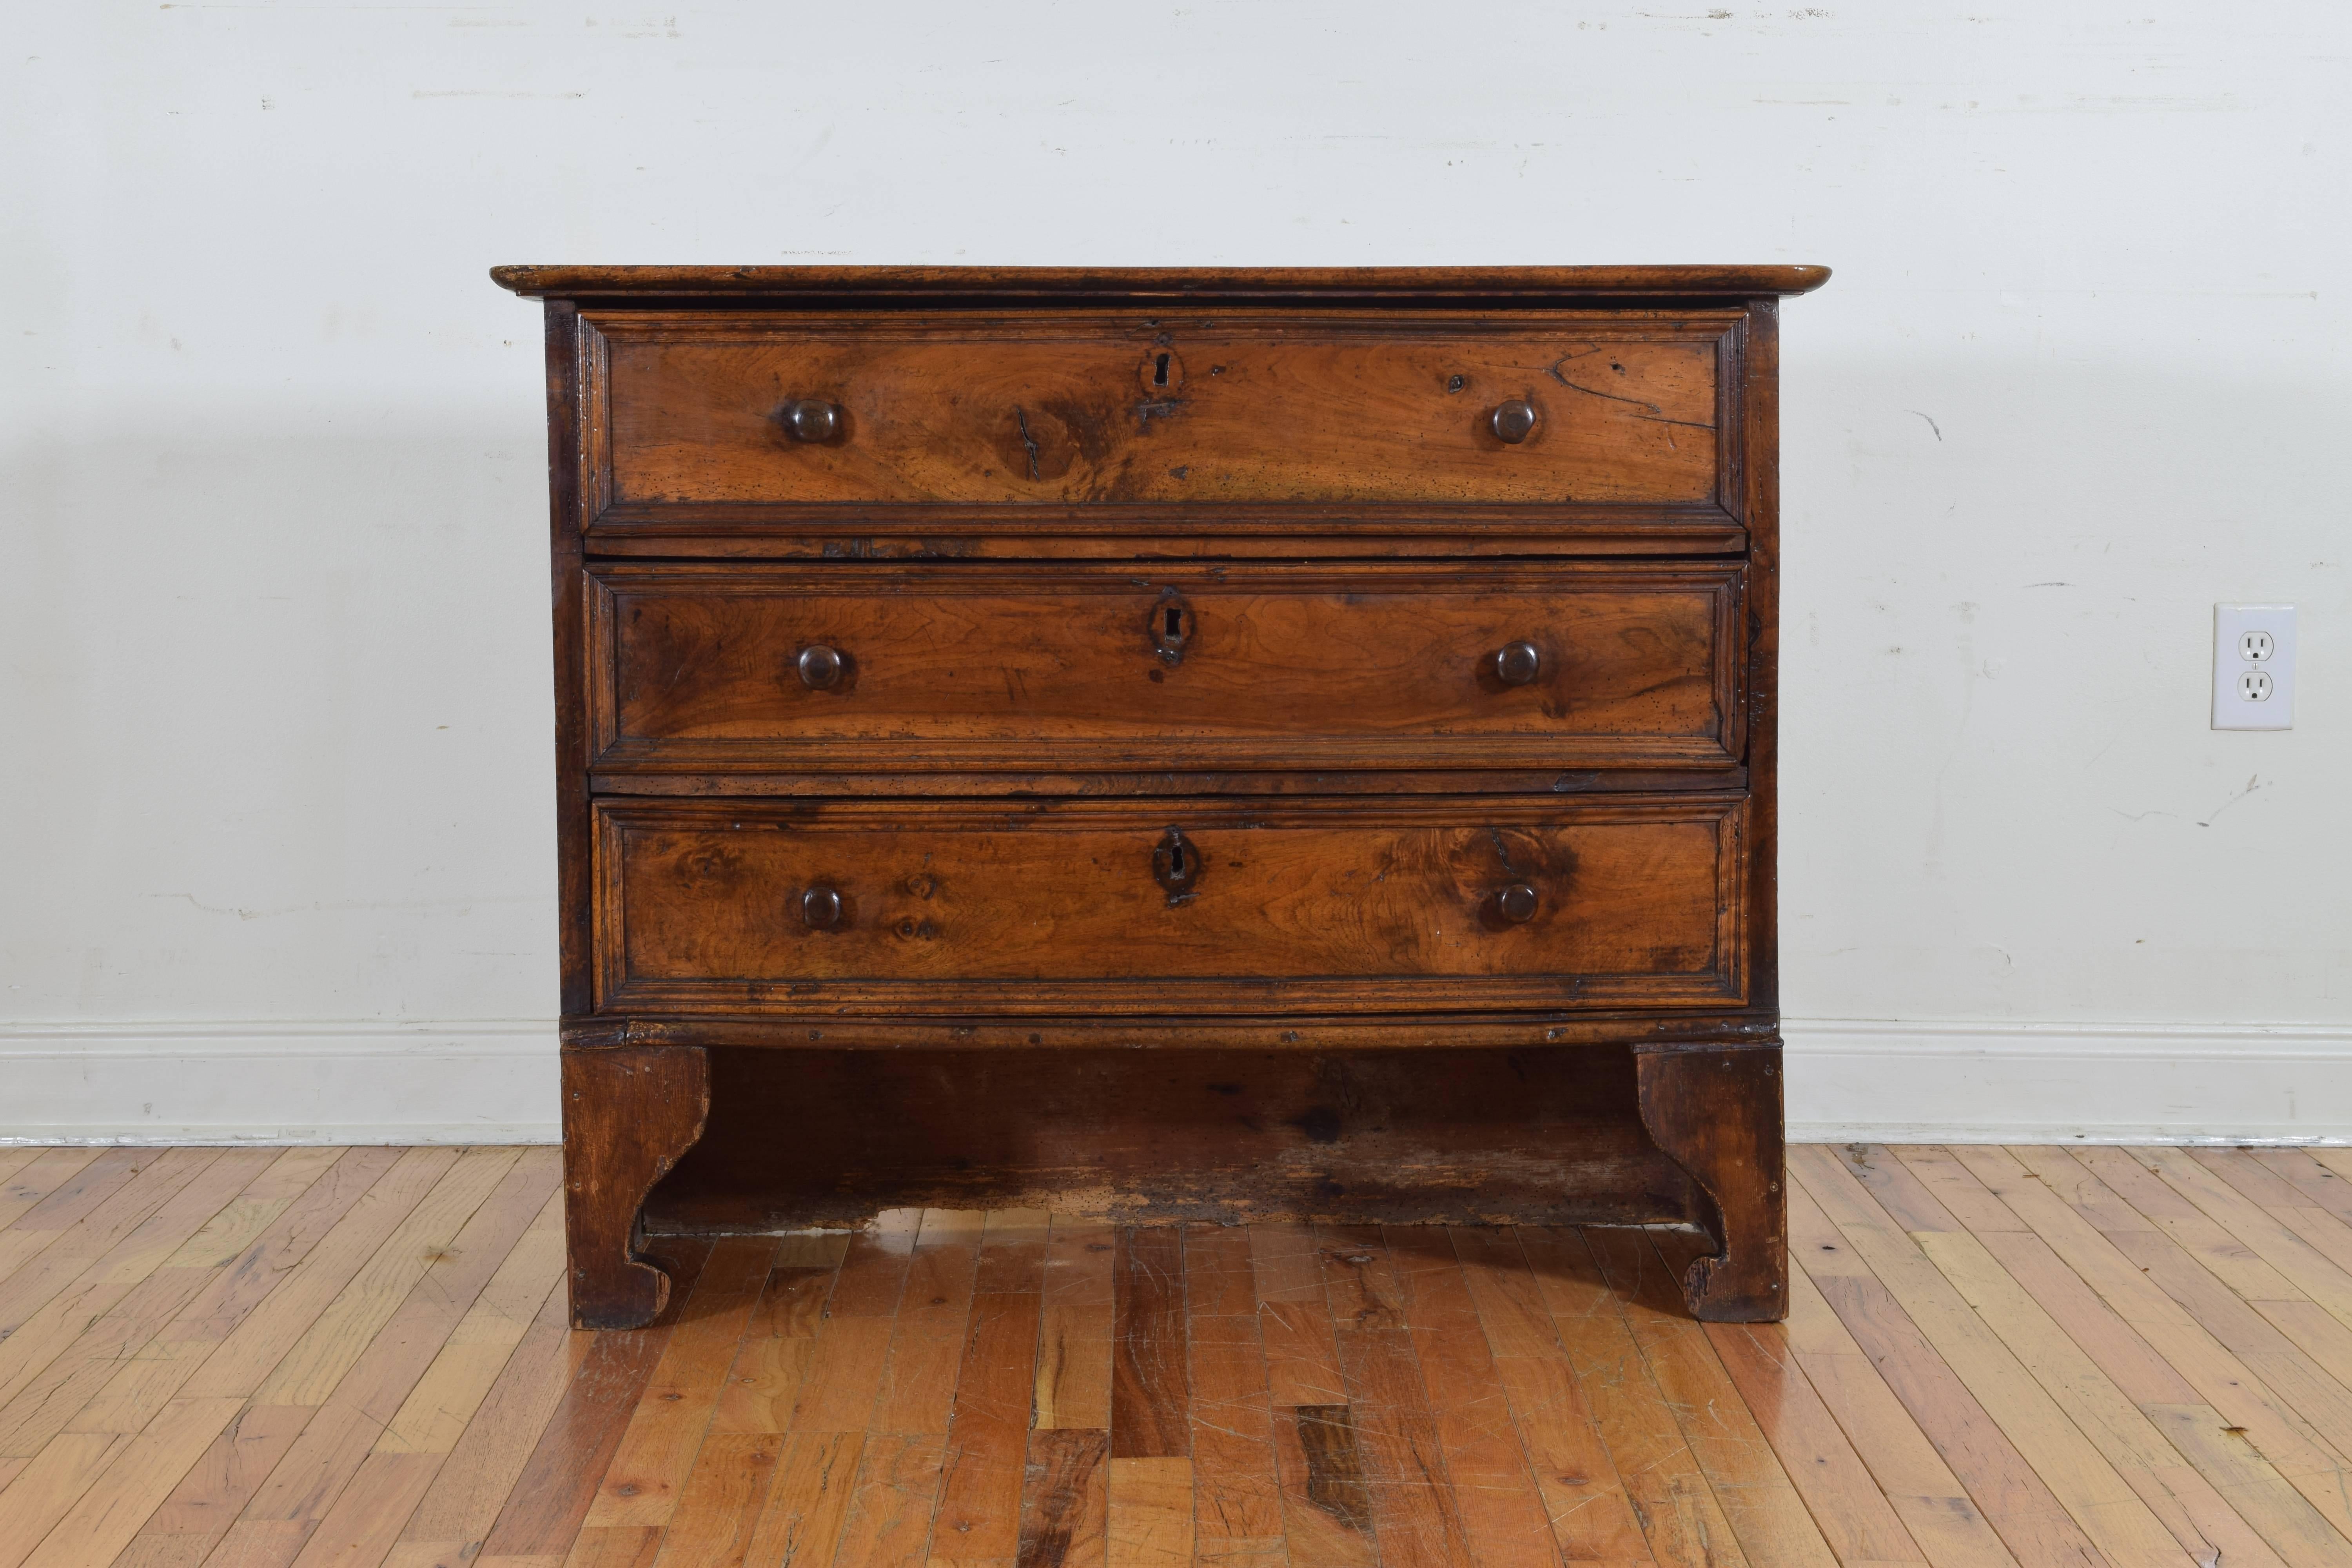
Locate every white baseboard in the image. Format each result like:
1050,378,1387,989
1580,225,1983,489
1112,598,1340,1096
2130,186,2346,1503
0,1016,2345,1147
1785,1018,2352,1145
0,1022,559,1145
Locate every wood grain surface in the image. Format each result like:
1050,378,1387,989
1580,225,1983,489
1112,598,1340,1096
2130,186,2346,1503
640,1043,1699,1234
559,1048,709,1330
491,263,1834,299
1638,1044,1789,1321
595,314,1726,511
588,561,1743,779
593,796,1745,1016
5,1151,2348,1567
520,270,1797,1339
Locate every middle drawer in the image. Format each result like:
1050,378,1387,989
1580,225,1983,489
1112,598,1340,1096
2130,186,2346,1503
587,561,1744,778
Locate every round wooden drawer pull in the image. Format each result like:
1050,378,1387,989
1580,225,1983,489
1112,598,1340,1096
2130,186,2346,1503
1494,641,1541,685
797,645,845,689
780,398,841,442
801,886,844,929
1490,398,1537,443
1497,883,1539,923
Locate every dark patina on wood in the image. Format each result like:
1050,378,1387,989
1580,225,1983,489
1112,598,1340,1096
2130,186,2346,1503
592,795,1749,1016
587,561,1746,779
491,263,1831,300
643,1044,1699,1233
559,1045,709,1330
1636,1040,1789,1320
1293,1406,1376,1534
506,265,1821,1327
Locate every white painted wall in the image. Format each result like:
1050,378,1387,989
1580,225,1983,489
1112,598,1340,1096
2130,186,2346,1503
5,2,2347,1143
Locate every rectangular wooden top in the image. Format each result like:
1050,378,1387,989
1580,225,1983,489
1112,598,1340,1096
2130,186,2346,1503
490,264,1830,302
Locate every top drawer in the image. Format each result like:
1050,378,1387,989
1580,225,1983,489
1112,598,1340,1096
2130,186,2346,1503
581,312,1744,551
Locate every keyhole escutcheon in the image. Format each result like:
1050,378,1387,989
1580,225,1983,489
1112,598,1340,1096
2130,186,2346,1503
1154,827,1203,898
1149,593,1193,664
1137,348,1185,394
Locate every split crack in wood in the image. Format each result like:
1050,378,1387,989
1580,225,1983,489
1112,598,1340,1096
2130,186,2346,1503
1545,352,1716,431
1013,406,1043,480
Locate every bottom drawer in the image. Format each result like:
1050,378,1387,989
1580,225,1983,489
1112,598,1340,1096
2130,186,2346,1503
593,796,1748,1016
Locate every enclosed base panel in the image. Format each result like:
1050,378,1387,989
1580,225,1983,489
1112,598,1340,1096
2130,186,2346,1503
640,1042,1705,1233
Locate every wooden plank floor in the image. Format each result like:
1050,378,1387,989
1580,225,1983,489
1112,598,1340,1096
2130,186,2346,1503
2,1145,2352,1565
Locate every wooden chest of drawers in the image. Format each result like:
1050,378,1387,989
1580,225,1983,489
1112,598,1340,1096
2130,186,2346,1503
493,265,1827,1329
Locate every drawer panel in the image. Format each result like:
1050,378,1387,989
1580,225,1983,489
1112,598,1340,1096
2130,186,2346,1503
588,563,1744,776
593,797,1748,1016
588,312,1732,523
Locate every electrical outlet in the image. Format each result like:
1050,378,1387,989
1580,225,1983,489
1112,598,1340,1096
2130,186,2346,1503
2213,604,2296,730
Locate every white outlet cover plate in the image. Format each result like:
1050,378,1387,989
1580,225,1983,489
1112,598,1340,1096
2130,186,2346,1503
2213,603,2296,730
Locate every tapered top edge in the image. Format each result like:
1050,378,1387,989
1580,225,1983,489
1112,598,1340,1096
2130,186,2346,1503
488,264,1832,300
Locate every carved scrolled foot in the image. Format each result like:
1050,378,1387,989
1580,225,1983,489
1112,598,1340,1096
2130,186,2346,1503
1634,1040,1786,1322
562,1045,710,1330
